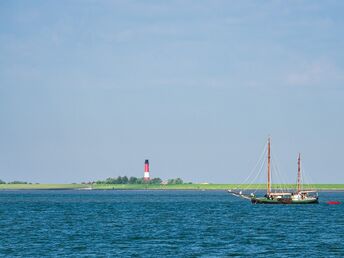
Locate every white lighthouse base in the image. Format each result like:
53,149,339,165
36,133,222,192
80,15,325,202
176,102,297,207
144,172,150,181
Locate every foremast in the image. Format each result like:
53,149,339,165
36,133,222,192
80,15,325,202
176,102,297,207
267,137,271,195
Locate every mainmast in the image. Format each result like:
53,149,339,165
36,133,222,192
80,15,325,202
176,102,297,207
297,153,301,193
267,137,271,194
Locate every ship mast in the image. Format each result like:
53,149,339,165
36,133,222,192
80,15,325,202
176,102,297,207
297,153,301,193
267,137,271,194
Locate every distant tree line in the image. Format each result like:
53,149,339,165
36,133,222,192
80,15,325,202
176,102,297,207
91,176,186,185
94,176,161,185
167,178,184,184
0,180,30,184
0,177,188,185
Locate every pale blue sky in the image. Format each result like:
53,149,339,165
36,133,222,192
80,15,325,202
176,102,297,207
1,1,344,183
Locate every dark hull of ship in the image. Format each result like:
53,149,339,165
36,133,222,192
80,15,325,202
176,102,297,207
251,197,319,204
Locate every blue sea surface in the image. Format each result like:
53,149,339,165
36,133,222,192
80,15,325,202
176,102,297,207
0,190,343,257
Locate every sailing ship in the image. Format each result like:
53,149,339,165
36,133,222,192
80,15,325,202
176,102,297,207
229,137,319,204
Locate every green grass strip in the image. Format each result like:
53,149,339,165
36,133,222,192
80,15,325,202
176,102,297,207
1,183,344,190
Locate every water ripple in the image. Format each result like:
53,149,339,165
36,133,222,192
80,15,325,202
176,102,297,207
0,190,343,257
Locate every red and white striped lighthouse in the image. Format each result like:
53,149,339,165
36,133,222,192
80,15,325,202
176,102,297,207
144,159,150,181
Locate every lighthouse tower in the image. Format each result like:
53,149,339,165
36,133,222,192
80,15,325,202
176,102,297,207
144,159,150,182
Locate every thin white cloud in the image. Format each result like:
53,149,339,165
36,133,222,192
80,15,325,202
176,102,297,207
286,60,344,88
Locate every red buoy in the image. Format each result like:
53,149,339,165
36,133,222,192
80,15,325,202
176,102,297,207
327,201,341,205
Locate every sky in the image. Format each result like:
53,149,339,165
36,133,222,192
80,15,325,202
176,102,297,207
1,0,344,183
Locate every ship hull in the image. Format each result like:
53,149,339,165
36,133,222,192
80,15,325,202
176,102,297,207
251,197,318,204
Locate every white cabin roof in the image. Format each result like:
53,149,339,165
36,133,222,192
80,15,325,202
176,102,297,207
269,192,292,196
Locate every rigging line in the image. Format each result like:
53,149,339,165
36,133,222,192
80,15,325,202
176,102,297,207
243,167,260,191
233,142,267,191
247,150,267,187
299,157,310,190
252,161,265,194
302,163,316,190
271,154,288,192
271,155,283,192
299,162,304,191
271,158,279,192
242,143,267,185
247,154,267,194
271,154,286,185
302,168,315,190
301,169,306,190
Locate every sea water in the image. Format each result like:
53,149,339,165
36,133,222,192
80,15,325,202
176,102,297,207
0,190,343,257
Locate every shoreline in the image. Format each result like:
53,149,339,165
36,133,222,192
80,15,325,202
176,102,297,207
1,184,344,191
